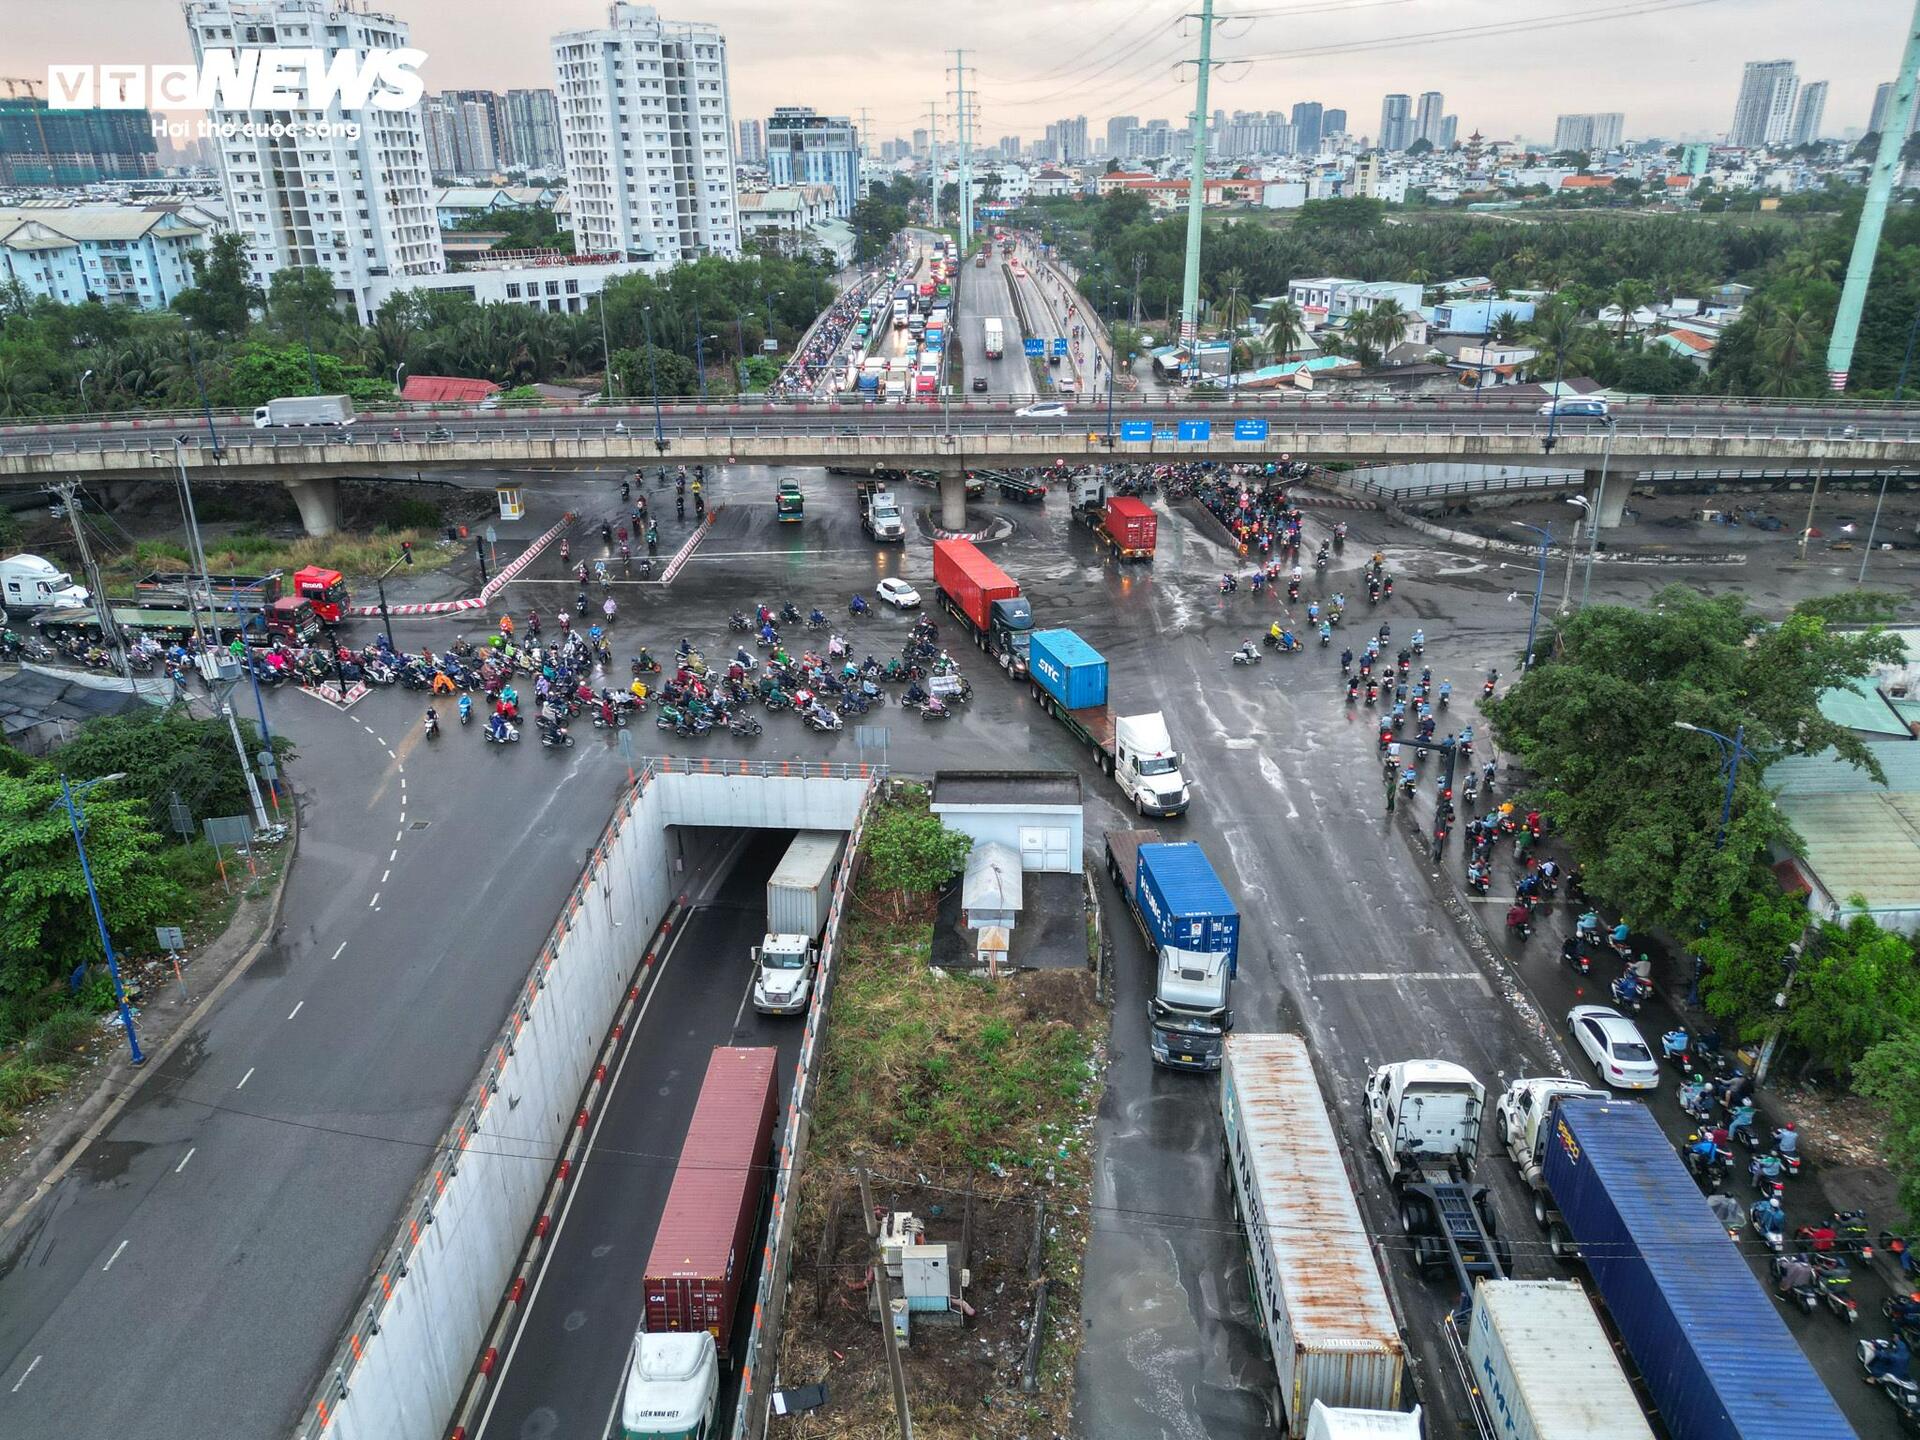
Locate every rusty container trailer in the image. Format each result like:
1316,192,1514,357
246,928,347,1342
641,1047,779,1355
1222,1034,1407,1435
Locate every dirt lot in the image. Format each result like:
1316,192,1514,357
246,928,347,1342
773,905,1103,1440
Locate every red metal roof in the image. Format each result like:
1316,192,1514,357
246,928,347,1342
400,375,503,403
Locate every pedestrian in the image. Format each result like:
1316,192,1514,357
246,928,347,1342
1687,954,1706,1009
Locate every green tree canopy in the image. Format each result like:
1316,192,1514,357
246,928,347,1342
172,232,260,335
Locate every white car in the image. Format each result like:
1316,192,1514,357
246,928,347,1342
1015,400,1069,418
876,577,921,609
1567,1005,1659,1090
1538,397,1610,418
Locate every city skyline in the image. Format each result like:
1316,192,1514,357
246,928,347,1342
9,0,1899,147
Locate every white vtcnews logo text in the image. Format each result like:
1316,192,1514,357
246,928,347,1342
47,49,427,112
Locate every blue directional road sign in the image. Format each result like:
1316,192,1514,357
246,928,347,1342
1024,338,1045,357
1234,418,1270,442
1154,424,1179,441
1052,337,1069,356
1119,420,1153,443
1177,419,1212,442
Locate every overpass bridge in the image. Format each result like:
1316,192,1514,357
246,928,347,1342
2,395,1912,534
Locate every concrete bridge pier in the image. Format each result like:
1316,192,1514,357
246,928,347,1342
1587,468,1631,529
938,472,969,530
284,475,341,537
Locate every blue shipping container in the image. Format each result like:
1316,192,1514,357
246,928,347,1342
1543,1099,1855,1440
1029,629,1109,711
1135,843,1240,973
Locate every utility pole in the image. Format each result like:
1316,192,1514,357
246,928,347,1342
857,107,873,200
926,102,942,226
949,50,973,250
50,480,127,675
858,1167,915,1439
1798,464,1827,561
1177,0,1219,380
1826,0,1920,390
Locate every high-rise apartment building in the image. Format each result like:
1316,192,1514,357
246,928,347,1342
1439,115,1458,149
1553,112,1625,153
1789,81,1828,145
998,135,1020,158
551,3,738,263
1106,115,1138,158
0,97,160,186
1728,60,1798,147
454,97,498,175
1290,101,1323,153
1323,109,1347,139
1415,91,1445,146
504,88,564,172
1043,115,1088,162
765,106,859,218
1378,94,1412,151
183,0,442,320
737,118,763,164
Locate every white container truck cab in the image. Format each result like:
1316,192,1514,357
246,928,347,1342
619,1331,717,1440
752,831,845,1015
1304,1401,1423,1440
252,394,355,428
0,554,89,615
1114,714,1188,814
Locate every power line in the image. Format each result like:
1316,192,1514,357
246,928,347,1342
993,4,1186,88
1224,0,1728,64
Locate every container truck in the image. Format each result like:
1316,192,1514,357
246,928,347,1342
136,570,285,611
1493,1076,1609,1202
252,394,355,428
0,554,89,616
1070,474,1158,561
857,483,906,543
983,318,1005,359
640,1047,779,1346
1451,1279,1652,1440
1223,1034,1408,1436
1363,1060,1509,1289
1534,1097,1856,1440
753,831,846,1016
1304,1404,1422,1440
618,1332,717,1440
931,537,1032,677
1027,629,1190,816
1105,830,1235,1069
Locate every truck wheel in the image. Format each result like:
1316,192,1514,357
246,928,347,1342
1548,1223,1575,1261
1399,1197,1430,1235
1533,1191,1551,1228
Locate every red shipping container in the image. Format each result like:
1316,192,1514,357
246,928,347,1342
642,1047,779,1348
1103,497,1158,557
932,538,1021,632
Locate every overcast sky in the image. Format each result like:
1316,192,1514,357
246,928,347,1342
16,0,1901,145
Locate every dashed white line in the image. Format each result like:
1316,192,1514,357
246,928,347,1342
381,869,390,884
175,1147,196,1174
399,777,406,790
102,1240,129,1272
11,1354,41,1391
386,748,396,760
330,942,346,961
389,849,397,863
235,1067,255,1090
394,829,403,844
368,891,381,909
287,1001,304,1020
399,812,406,824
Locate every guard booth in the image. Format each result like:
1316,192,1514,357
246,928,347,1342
495,486,524,521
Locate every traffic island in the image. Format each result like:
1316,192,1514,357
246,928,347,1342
770,808,1104,1438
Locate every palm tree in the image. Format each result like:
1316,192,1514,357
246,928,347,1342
1608,279,1655,339
1263,299,1305,361
1214,267,1250,337
1759,302,1825,396
1235,335,1275,373
1344,312,1382,369
1489,312,1522,346
1366,299,1412,357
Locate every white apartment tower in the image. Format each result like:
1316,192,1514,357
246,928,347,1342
183,0,443,320
551,4,738,263
1728,60,1799,148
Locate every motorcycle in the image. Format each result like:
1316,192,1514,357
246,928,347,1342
728,611,752,632
424,712,440,741
1806,1251,1860,1323
922,697,951,722
728,714,764,738
1750,1199,1786,1253
1230,642,1261,667
484,721,520,745
849,595,870,617
1772,1255,1820,1314
805,706,844,733
1610,968,1651,1015
1561,935,1592,976
1858,1338,1920,1425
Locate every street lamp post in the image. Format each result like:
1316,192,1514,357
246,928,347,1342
1540,335,1570,455
1673,720,1758,851
1578,416,1617,609
598,292,615,402
639,305,666,452
79,367,94,412
56,772,144,1065
695,334,718,402
393,362,406,396
1510,522,1552,670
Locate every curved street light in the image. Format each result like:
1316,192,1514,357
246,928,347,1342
1509,521,1552,670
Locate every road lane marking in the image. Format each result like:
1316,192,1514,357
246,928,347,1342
389,849,397,863
11,1355,41,1391
476,913,694,1440
395,829,403,844
287,1002,304,1021
175,1148,195,1174
732,966,757,1030
399,777,405,790
381,869,390,884
368,892,380,909
386,748,396,760
331,942,346,961
1320,970,1493,990
102,1240,128,1271
399,812,406,824
235,1067,255,1090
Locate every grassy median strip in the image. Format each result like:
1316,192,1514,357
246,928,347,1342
778,791,1104,1438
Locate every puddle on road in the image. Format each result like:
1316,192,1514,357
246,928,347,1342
77,1138,150,1185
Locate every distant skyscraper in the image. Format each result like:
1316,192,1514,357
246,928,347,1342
1553,112,1624,153
1323,109,1347,138
999,136,1020,158
1871,82,1896,135
504,89,563,172
1415,90,1445,146
1439,115,1458,149
185,0,441,319
737,118,764,165
423,95,459,177
1378,94,1412,151
0,97,159,186
552,3,738,263
912,128,929,157
1789,81,1828,145
1728,60,1798,147
765,106,859,218
1106,115,1139,158
452,97,498,174
1290,101,1323,152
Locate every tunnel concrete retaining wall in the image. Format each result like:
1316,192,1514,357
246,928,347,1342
293,759,879,1440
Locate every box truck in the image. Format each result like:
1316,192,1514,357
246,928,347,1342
252,394,354,428
1027,629,1189,815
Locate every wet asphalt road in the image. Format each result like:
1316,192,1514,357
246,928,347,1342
0,456,1899,1439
